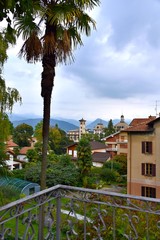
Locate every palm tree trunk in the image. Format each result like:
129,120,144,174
39,53,55,240
40,53,55,190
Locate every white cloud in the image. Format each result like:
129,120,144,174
3,0,160,121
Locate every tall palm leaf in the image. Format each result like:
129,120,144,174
15,0,100,190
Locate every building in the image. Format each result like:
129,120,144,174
66,141,110,167
17,146,34,162
5,140,23,170
124,115,160,198
67,118,87,142
114,115,129,132
93,122,105,136
79,118,86,139
67,129,79,142
102,131,128,158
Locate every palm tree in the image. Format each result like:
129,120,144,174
15,0,100,190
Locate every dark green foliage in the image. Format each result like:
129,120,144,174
12,169,26,180
103,160,122,173
104,119,115,136
34,121,73,155
112,154,127,175
77,138,92,175
0,185,20,206
76,137,92,187
47,154,80,187
100,168,120,184
0,113,11,141
23,154,80,187
13,123,33,147
24,162,41,184
0,141,10,177
49,127,72,155
26,148,40,162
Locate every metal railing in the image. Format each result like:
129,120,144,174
1,184,160,239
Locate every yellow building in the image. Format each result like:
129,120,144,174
124,116,160,198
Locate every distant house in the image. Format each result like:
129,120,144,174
92,152,110,167
93,122,105,136
4,139,35,170
5,140,22,170
66,141,110,167
102,131,128,158
17,146,34,162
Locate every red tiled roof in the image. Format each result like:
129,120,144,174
125,116,156,132
129,116,156,127
6,140,18,147
19,147,34,155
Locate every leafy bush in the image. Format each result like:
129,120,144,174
100,168,120,184
0,186,20,206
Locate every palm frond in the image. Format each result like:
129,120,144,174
14,15,41,40
75,12,96,36
75,0,100,10
19,31,42,63
42,32,56,55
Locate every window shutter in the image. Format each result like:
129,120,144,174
142,163,145,175
141,186,145,196
151,188,156,198
152,164,156,177
142,142,145,153
148,142,152,154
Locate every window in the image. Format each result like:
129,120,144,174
141,186,156,198
142,141,152,154
141,163,156,176
73,150,77,157
68,150,72,155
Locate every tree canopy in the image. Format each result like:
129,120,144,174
13,123,34,147
77,137,92,187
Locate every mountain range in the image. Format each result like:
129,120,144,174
9,114,131,132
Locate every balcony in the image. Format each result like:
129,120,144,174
1,185,160,239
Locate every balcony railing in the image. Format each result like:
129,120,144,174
1,184,160,239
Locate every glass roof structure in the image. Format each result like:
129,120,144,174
0,177,39,193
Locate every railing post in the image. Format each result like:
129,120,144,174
38,204,45,240
56,195,61,240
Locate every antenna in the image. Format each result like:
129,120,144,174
155,100,157,117
155,100,160,117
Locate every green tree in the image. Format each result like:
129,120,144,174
35,121,73,155
77,137,92,187
13,123,33,147
14,0,100,190
26,148,40,162
34,121,43,142
100,168,120,184
0,79,21,176
112,154,127,175
104,119,115,137
23,154,79,187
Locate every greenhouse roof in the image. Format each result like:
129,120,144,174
0,177,39,193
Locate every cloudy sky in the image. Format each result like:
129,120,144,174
3,0,160,122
